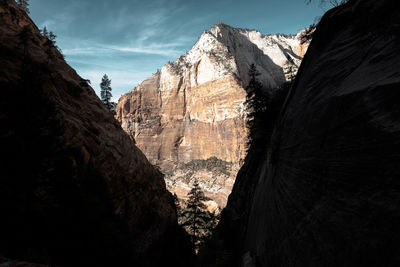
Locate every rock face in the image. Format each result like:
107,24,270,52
0,1,192,266
116,23,309,208
216,0,400,266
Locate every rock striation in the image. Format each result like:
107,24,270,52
0,0,193,266
215,0,400,266
116,23,309,209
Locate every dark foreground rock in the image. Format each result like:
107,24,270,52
0,0,193,266
212,0,400,266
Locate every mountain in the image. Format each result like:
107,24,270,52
0,0,193,265
210,0,400,266
116,23,310,209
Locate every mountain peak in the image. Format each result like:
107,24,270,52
212,22,232,29
180,23,308,88
116,24,311,211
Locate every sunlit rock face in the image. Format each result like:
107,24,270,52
0,0,193,266
116,23,309,209
217,0,400,266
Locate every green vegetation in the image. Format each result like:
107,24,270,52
41,26,57,46
178,157,231,177
244,63,293,153
40,26,64,60
244,63,270,150
169,158,229,254
175,183,219,253
100,74,113,110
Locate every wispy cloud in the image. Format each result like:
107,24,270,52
30,0,326,103
63,47,110,56
63,43,184,57
142,8,170,26
110,45,183,57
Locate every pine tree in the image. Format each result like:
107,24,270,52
41,26,48,37
245,64,267,113
41,27,57,45
48,32,57,43
244,63,269,148
100,74,113,110
180,181,217,252
17,0,29,14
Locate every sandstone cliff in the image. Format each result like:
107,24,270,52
0,0,192,265
116,23,309,208
213,0,400,266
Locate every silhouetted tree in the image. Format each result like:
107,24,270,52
41,26,48,37
306,0,348,7
17,0,29,14
244,63,269,148
246,64,268,112
180,181,218,252
48,32,57,43
100,74,113,110
40,27,65,60
41,27,57,46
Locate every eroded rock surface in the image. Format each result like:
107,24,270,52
0,1,192,266
116,23,309,209
216,0,400,266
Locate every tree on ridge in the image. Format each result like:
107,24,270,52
100,74,113,110
306,0,348,7
41,26,57,45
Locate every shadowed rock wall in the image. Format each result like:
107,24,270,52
217,0,400,266
0,1,193,266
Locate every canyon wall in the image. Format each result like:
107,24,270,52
116,23,309,208
0,0,192,265
215,0,400,266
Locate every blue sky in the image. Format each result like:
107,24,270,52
29,0,327,102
